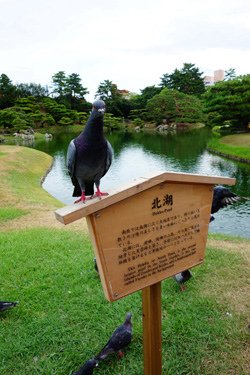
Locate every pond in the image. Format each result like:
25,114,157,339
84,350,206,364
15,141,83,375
13,127,250,238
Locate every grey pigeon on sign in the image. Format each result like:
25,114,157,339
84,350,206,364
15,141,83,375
0,301,18,312
95,312,132,361
67,99,113,203
210,185,241,222
72,358,98,375
173,186,240,291
173,270,192,291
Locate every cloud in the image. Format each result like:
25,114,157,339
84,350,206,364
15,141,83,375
0,0,249,100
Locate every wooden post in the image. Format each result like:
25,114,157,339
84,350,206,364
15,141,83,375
142,282,162,375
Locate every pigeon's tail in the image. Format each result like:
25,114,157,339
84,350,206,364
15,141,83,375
72,358,98,375
85,182,94,197
72,181,94,197
73,185,81,197
0,301,18,312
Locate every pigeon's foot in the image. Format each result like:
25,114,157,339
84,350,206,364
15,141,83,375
179,285,186,292
74,192,86,204
118,350,124,358
93,188,109,200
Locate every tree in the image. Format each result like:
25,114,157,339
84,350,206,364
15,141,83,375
51,71,67,97
95,80,119,101
130,85,162,109
203,75,250,130
51,71,89,110
95,80,124,116
128,85,162,121
160,63,205,96
224,68,236,81
16,83,49,98
147,88,204,124
0,74,17,109
66,73,88,98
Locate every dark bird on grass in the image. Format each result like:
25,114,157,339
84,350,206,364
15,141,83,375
95,312,132,361
210,185,240,222
173,269,192,291
67,99,113,203
0,301,18,312
72,358,98,375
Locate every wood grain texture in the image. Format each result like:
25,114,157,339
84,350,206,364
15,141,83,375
142,282,162,375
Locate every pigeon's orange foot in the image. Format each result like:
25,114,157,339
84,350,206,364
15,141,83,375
93,188,109,200
74,193,86,204
118,351,124,359
180,285,186,292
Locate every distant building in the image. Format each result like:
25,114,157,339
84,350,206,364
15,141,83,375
118,89,131,99
203,75,214,86
214,69,224,82
203,69,224,87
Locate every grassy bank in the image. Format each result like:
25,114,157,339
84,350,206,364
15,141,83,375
207,133,250,163
0,146,249,374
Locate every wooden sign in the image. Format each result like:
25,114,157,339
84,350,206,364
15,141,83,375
55,171,235,302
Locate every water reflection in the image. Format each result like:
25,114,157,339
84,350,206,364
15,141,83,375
39,129,250,238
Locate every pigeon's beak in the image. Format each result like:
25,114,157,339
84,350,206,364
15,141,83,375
97,108,105,114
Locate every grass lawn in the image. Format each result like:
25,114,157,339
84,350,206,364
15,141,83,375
207,133,250,163
0,145,249,374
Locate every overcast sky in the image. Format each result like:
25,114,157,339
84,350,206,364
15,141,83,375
1,0,250,101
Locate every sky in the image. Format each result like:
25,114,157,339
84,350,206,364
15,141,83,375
1,0,250,101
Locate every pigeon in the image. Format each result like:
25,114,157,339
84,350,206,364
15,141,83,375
95,312,132,361
67,99,113,203
210,185,240,222
173,270,192,291
72,358,98,375
0,301,18,312
173,186,240,290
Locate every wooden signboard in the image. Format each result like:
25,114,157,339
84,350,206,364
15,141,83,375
55,171,235,301
55,171,236,375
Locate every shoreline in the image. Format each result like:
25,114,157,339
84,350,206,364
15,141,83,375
207,147,250,164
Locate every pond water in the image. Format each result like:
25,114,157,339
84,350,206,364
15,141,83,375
13,127,250,238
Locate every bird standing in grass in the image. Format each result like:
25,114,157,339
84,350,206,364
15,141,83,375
0,301,18,312
72,358,98,375
173,270,192,291
95,312,132,361
67,99,113,203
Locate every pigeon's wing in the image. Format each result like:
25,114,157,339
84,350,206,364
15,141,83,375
211,186,240,214
102,140,113,178
66,140,76,177
66,140,82,197
96,325,131,360
220,195,240,208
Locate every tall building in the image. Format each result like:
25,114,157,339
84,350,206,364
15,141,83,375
214,69,225,82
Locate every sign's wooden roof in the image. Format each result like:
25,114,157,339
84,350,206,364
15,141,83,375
55,171,235,225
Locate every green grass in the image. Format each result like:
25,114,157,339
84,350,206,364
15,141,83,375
0,146,62,208
0,228,249,374
207,134,250,163
0,207,29,222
